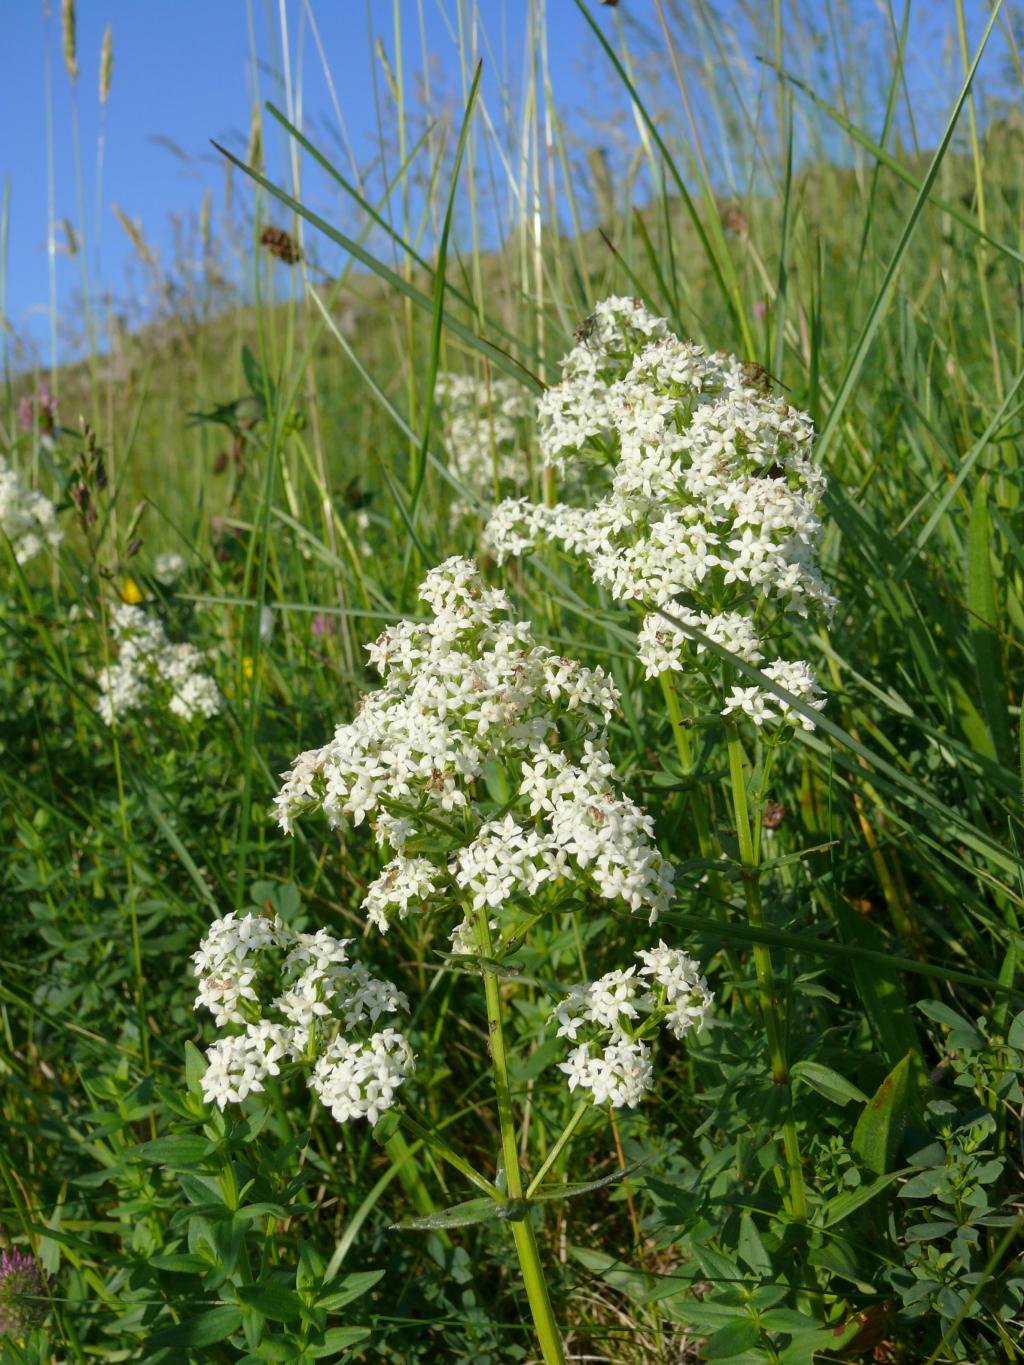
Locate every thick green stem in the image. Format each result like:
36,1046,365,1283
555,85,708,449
475,907,567,1365
726,727,808,1221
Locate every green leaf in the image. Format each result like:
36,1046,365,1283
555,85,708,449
808,1245,877,1295
853,1053,914,1175
175,1169,224,1206
391,1196,501,1231
235,1280,304,1323
371,1110,400,1145
235,1345,298,1364
916,1000,983,1049
568,1247,651,1304
184,1041,207,1096
241,344,271,403
130,1134,212,1166
316,1269,384,1312
898,1169,948,1200
148,1252,214,1274
694,1245,744,1285
700,1317,761,1359
791,1060,868,1107
235,1203,293,1223
532,1163,644,1203
823,1170,904,1227
760,1308,820,1331
145,1305,243,1349
776,1318,863,1364
310,1327,371,1356
736,1212,772,1275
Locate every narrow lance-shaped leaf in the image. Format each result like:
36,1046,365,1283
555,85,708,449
813,2,1004,460
391,1196,502,1232
210,139,541,394
966,478,1013,767
409,62,482,531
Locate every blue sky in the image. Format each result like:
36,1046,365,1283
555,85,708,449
3,1,611,365
0,1,1009,368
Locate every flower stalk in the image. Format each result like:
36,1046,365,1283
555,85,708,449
476,905,567,1365
726,723,808,1221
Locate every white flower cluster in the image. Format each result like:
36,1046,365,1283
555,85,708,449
154,551,186,585
554,941,712,1108
275,556,674,930
0,455,62,565
193,910,415,1123
435,371,530,506
484,297,835,731
96,603,222,726
310,1030,414,1124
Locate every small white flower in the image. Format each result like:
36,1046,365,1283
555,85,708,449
96,604,222,726
309,1028,415,1124
636,941,713,1038
0,456,62,565
482,301,836,726
193,911,415,1127
153,551,186,585
558,1038,654,1109
193,911,287,1026
201,1025,292,1108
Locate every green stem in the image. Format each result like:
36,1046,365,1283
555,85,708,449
725,726,807,1221
397,1110,501,1199
660,671,718,860
660,672,743,985
475,907,567,1365
526,1101,589,1199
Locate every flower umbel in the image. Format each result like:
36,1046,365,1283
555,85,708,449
192,911,414,1124
273,556,708,1109
484,297,835,731
552,943,712,1109
0,456,63,566
96,603,221,726
275,556,672,928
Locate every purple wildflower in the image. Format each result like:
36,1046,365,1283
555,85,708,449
16,382,59,436
0,1248,49,1337
311,613,337,638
